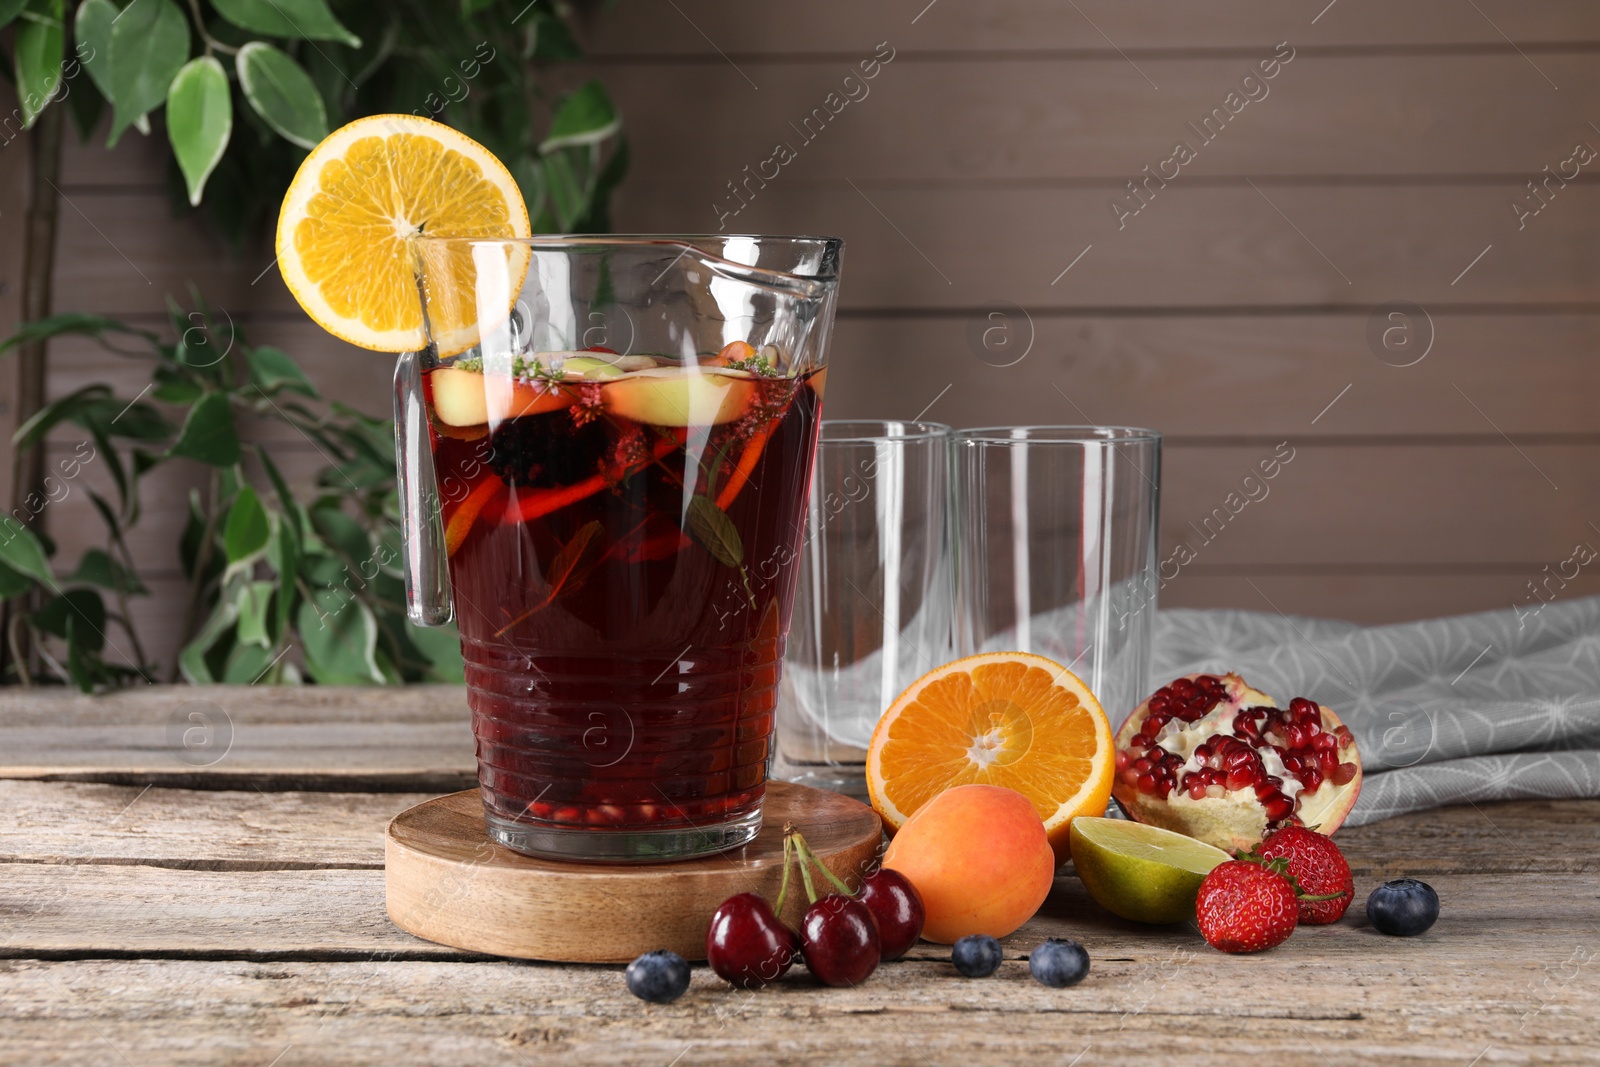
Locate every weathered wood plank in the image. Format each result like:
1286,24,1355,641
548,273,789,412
0,685,474,788
1,778,1590,876
1,794,1595,1062
585,0,1600,54
43,314,1600,439
45,185,1600,317
61,54,1600,187
0,919,1594,1065
0,782,432,868
0,862,1585,960
605,54,1600,182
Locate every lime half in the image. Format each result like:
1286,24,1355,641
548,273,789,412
1070,816,1232,924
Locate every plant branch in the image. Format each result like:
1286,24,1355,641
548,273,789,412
185,0,240,54
5,100,65,681
171,469,222,682
7,613,33,688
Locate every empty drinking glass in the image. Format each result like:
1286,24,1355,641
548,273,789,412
776,421,954,796
953,427,1161,722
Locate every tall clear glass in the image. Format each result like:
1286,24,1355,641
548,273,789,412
397,236,842,862
953,427,1161,723
776,420,954,797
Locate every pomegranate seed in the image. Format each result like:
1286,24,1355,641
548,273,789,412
1333,761,1358,785
1116,751,1131,771
1194,743,1213,764
1121,767,1141,786
1133,757,1152,774
1301,768,1323,792
1136,773,1159,794
1314,732,1338,753
1335,725,1355,746
1263,794,1295,822
1186,778,1208,800
1224,768,1255,791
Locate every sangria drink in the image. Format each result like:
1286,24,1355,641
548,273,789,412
406,236,841,862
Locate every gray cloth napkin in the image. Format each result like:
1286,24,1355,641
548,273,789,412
1152,596,1600,825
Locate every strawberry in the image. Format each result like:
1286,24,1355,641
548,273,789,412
1195,859,1299,953
1255,826,1354,925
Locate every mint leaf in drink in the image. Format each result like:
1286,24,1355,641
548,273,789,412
545,519,603,597
686,495,743,568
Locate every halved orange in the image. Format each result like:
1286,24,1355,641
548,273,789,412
866,652,1115,861
275,114,531,353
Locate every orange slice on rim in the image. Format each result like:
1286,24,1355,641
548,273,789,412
275,114,531,354
866,652,1115,861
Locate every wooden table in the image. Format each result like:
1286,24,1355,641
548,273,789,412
2,686,1596,1065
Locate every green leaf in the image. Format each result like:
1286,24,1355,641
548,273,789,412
531,11,582,61
168,392,241,466
12,383,109,448
16,0,66,129
73,0,117,100
106,0,189,147
223,485,270,564
166,56,232,206
212,0,360,48
248,345,318,398
65,614,99,692
0,560,33,600
460,0,495,16
221,641,277,683
64,547,144,594
297,589,383,684
540,81,620,153
310,505,369,568
152,366,204,404
404,619,463,682
66,69,106,140
236,42,328,149
685,495,743,567
177,575,244,683
235,579,276,647
269,516,298,639
0,311,158,356
0,0,28,30
34,588,105,651
0,518,55,586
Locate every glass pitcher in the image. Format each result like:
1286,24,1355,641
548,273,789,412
393,236,842,863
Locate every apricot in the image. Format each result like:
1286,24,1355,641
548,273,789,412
881,784,1056,944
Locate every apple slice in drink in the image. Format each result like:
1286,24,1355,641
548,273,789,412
429,366,573,427
604,367,755,426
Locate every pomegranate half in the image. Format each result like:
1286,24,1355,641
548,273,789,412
1112,673,1362,853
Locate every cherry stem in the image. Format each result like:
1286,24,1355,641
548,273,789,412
789,830,853,896
797,843,818,904
774,833,794,916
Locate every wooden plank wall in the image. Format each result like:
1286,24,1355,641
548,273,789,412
7,0,1600,675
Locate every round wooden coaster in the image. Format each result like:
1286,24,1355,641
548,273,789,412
385,782,883,963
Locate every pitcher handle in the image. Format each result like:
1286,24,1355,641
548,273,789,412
393,350,454,625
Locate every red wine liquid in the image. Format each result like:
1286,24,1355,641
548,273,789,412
427,368,823,838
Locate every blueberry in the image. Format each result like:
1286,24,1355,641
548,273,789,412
951,935,1003,978
625,949,691,1003
1366,878,1440,937
1028,938,1090,988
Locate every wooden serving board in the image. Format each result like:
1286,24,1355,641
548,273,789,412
385,782,883,962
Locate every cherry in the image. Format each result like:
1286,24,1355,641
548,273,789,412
800,894,880,987
857,869,925,960
704,892,798,989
